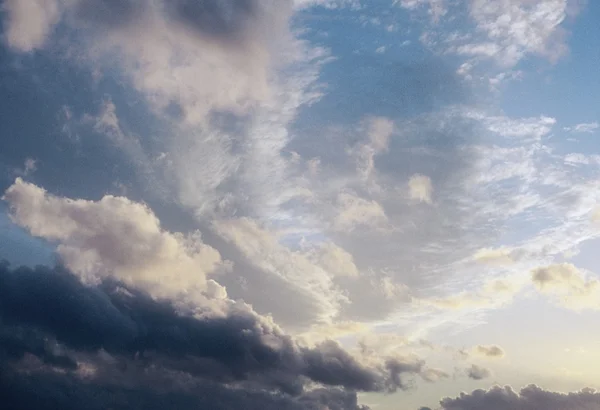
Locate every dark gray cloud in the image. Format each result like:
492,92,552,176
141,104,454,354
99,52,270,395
437,384,600,410
0,366,369,410
0,262,423,409
466,364,491,380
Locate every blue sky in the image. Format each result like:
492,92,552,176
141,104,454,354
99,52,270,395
1,1,600,409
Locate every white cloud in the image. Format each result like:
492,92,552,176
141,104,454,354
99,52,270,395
2,0,62,52
213,217,349,325
305,241,360,278
3,178,226,305
564,122,599,133
469,112,556,141
333,192,388,232
473,247,515,265
409,174,433,204
4,0,294,125
467,0,570,67
396,0,448,22
531,263,600,310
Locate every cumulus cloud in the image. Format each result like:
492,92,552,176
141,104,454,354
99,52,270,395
409,174,433,204
473,345,505,359
531,263,600,310
2,0,294,125
437,384,600,410
0,262,428,409
2,0,62,52
3,178,225,306
466,364,491,380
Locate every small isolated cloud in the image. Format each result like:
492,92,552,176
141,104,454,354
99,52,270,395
531,263,600,310
467,364,491,380
420,367,450,383
564,122,599,133
14,158,37,177
474,345,505,359
409,174,433,204
437,385,600,410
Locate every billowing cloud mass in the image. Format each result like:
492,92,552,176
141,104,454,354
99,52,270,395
3,178,226,306
1,0,598,409
3,0,292,124
0,261,425,410
437,385,600,410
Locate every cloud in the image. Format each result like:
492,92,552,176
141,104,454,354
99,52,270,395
423,276,526,311
473,345,505,359
2,0,62,52
472,248,515,265
564,122,599,133
3,0,293,124
213,217,348,326
333,192,388,232
466,0,570,67
467,364,491,380
437,385,600,410
0,262,427,409
531,263,600,310
305,242,361,278
3,178,226,306
409,174,433,204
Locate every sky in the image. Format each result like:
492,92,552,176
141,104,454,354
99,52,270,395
0,0,599,409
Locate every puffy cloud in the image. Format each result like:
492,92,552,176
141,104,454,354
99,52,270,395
531,263,600,310
2,0,62,52
437,384,600,410
0,263,427,409
466,364,491,380
409,174,433,204
473,345,505,359
2,0,293,124
3,178,225,306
